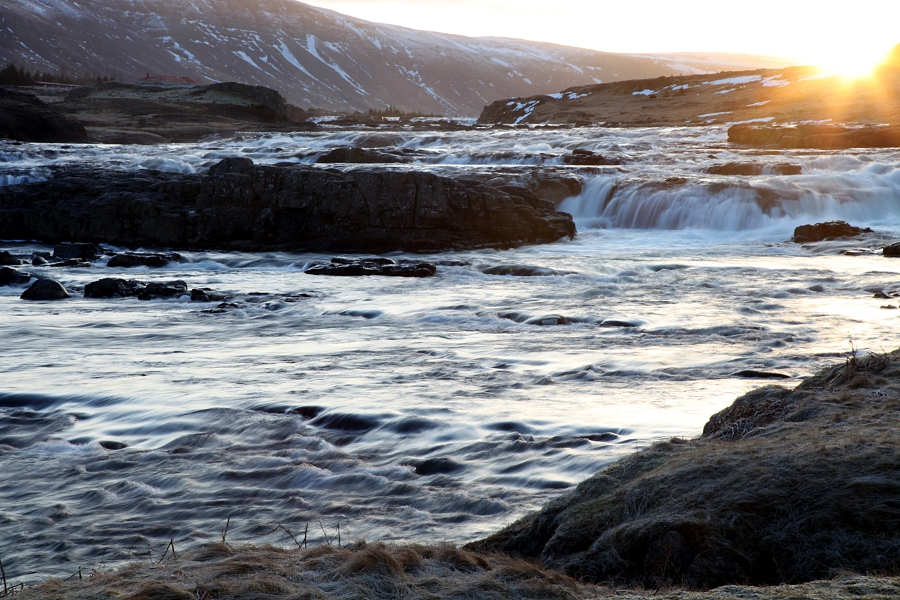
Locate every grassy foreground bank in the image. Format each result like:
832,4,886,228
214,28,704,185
13,349,900,599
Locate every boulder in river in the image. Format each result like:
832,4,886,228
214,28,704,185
107,253,182,268
54,243,99,261
792,221,873,243
305,257,437,277
0,251,24,266
83,278,189,300
482,264,573,277
562,149,622,166
20,279,69,300
883,242,900,257
0,267,31,286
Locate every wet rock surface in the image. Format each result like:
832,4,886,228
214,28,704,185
83,278,189,300
562,149,622,166
305,257,437,277
706,162,802,176
20,279,69,300
483,264,574,277
0,158,577,253
792,221,873,243
314,147,418,164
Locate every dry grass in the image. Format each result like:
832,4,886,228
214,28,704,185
11,544,900,600
471,349,900,589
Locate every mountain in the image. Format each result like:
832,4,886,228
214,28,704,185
1,0,790,115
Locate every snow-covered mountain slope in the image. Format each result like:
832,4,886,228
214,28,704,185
0,0,789,115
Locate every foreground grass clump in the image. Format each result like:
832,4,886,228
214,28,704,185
18,542,591,600
469,349,900,588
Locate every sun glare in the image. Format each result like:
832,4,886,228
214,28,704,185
808,43,895,79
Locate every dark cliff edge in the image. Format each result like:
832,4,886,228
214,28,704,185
0,158,577,253
468,349,900,589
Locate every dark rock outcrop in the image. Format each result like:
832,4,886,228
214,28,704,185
562,149,622,166
0,251,21,265
482,265,573,277
729,124,900,149
0,158,576,253
0,88,88,143
107,253,182,268
305,257,437,277
83,277,188,300
0,267,31,286
54,243,99,260
315,147,414,164
792,221,873,243
706,163,802,176
884,242,900,257
21,279,69,300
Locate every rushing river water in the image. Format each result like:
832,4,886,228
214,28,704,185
2,125,900,582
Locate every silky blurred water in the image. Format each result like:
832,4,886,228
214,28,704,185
2,125,900,582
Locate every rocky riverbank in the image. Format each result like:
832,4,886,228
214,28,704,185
0,158,578,253
469,348,900,588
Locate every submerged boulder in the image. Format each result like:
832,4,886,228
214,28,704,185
21,279,69,300
792,220,873,243
883,242,900,257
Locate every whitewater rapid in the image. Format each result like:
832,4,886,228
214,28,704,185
2,125,900,582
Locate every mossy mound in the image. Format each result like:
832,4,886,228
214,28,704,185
468,350,900,588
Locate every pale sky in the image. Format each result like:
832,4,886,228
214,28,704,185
301,0,899,74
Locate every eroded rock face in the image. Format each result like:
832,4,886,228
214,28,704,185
792,221,873,243
0,158,577,253
0,89,88,143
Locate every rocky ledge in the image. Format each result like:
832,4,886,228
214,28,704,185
0,158,577,253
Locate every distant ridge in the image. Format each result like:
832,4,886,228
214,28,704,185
1,0,790,115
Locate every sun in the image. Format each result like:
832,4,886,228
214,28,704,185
812,41,897,79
